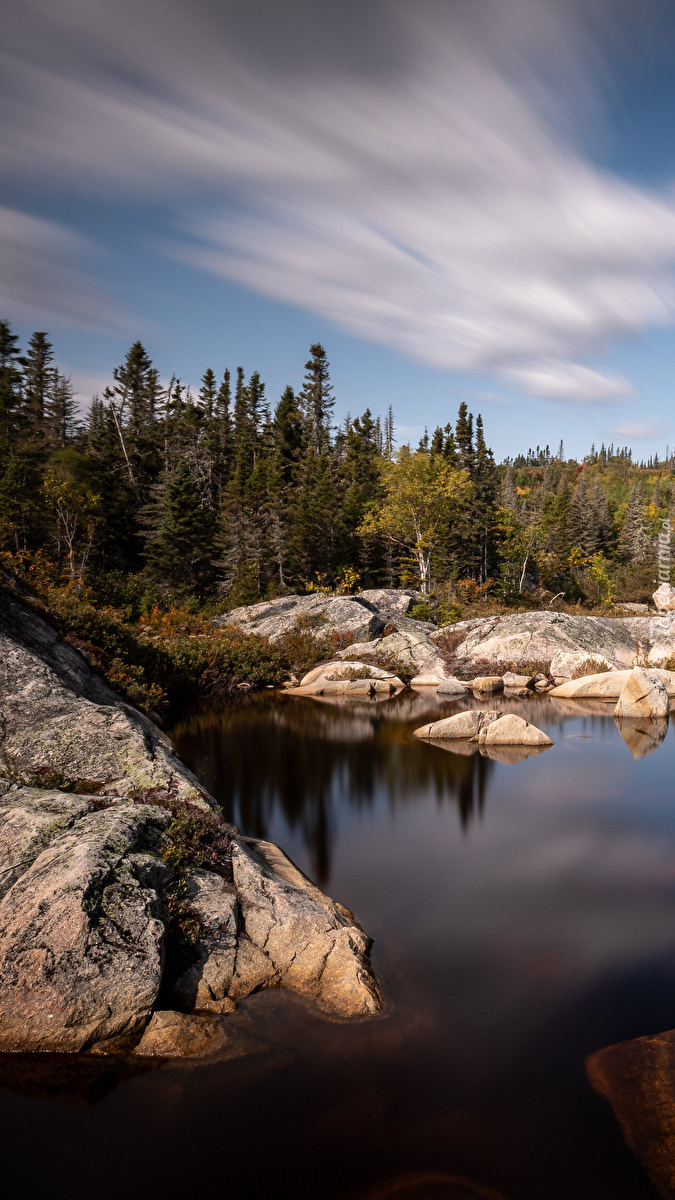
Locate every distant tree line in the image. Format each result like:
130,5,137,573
0,319,671,609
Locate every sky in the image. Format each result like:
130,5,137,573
3,0,675,461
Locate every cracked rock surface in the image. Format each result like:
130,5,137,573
0,587,383,1050
0,588,210,807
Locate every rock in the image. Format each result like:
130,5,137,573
550,670,633,700
478,713,553,747
471,676,504,693
299,661,401,687
0,797,168,1052
615,603,650,614
215,593,385,644
354,588,419,617
548,650,616,679
0,588,210,809
438,609,649,670
414,710,500,740
614,667,669,720
0,586,384,1049
653,583,675,611
504,686,531,698
436,677,469,695
415,710,551,749
502,672,532,688
133,1010,247,1059
614,716,669,760
229,838,382,1018
173,838,382,1019
587,1027,675,1200
335,627,451,685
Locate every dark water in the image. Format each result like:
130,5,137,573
3,689,675,1200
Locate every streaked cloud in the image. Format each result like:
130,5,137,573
2,0,675,400
611,418,669,440
0,206,126,332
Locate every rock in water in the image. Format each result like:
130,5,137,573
0,797,168,1052
414,710,552,749
133,1010,249,1059
471,676,504,693
614,667,669,720
414,710,500,740
173,838,383,1019
587,1028,675,1200
436,677,469,695
478,713,552,747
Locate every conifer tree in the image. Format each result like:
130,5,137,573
618,482,652,562
298,344,334,456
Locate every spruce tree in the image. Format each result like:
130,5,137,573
298,344,334,456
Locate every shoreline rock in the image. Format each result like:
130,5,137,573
0,588,383,1052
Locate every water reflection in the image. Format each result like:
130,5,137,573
614,717,669,760
170,691,494,883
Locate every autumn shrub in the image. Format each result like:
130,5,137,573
571,658,611,678
274,622,355,676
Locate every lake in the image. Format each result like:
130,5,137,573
2,688,673,1200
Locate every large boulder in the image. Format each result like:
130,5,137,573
414,710,500,740
436,677,469,695
414,710,551,748
653,583,675,610
551,668,675,701
614,667,669,720
215,594,385,644
335,626,450,685
0,588,210,808
478,713,552,747
354,588,419,617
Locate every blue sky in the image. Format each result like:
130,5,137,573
3,0,675,461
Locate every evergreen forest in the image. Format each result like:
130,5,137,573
0,319,671,710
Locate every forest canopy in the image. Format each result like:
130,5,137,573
0,320,671,615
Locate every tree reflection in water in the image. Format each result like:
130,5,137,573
169,691,493,884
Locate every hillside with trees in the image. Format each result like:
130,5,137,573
0,319,671,708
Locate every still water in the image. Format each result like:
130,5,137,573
3,688,675,1200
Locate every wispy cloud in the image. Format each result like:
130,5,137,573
0,206,126,331
611,419,669,440
3,0,675,400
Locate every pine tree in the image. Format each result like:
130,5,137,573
22,332,54,431
148,460,216,594
45,372,77,448
298,344,334,457
618,482,652,562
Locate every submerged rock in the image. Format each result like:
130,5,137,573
436,677,469,696
133,1010,250,1059
614,667,669,720
588,1028,675,1200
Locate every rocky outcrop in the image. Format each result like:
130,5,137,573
614,667,670,720
172,838,382,1019
214,591,420,644
0,790,168,1052
653,583,675,611
549,650,616,681
0,588,210,808
438,609,651,670
414,710,552,748
0,587,383,1051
